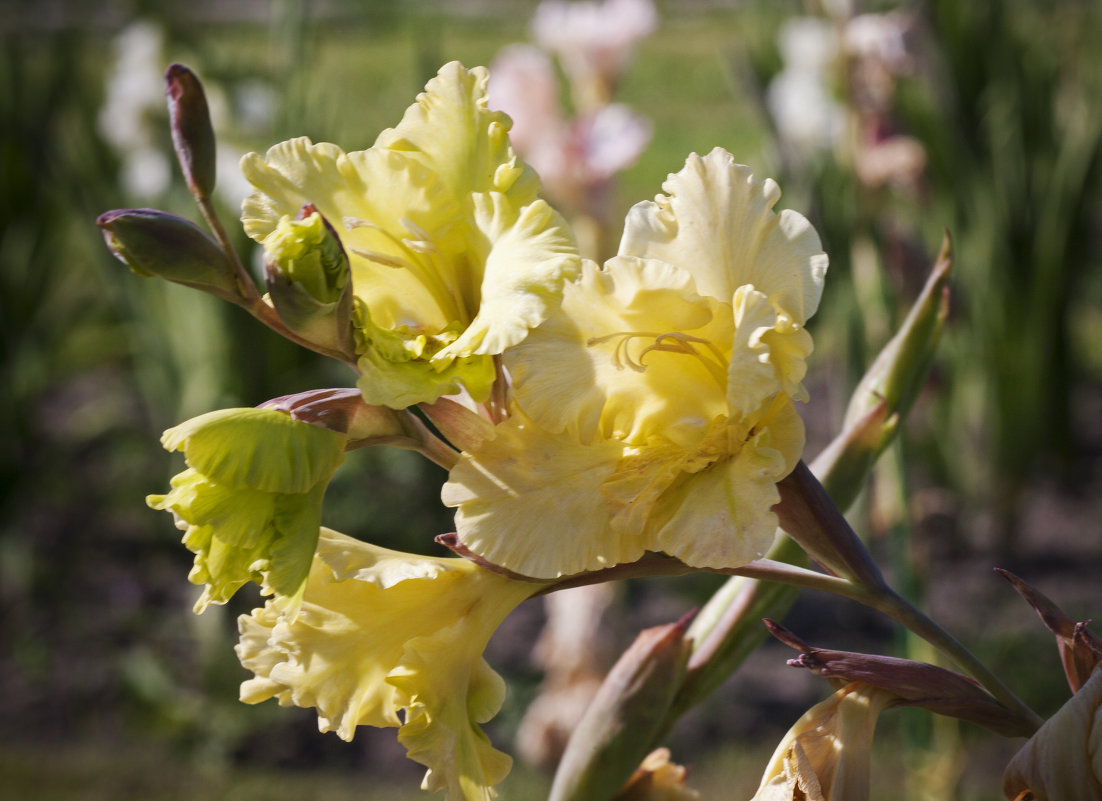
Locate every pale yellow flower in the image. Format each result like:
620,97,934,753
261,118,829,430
236,527,539,801
147,407,346,613
752,683,897,801
443,149,826,579
240,62,580,408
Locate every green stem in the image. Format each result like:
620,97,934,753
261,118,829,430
871,586,1044,732
195,195,258,304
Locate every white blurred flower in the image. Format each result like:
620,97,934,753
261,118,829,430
99,20,172,199
766,17,845,159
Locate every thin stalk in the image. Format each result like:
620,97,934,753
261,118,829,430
196,195,259,305
871,586,1043,732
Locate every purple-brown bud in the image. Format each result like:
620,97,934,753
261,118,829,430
97,208,246,302
765,620,1037,737
165,63,216,200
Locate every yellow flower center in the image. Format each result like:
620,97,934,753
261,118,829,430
345,215,469,325
587,330,729,390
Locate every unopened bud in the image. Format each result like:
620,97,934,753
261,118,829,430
844,231,951,440
97,208,246,302
549,616,692,801
765,620,1036,737
166,64,217,201
263,207,354,356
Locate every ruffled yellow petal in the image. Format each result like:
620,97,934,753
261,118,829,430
507,257,724,448
237,528,536,801
435,192,580,362
620,147,828,324
442,412,629,579
243,138,464,335
729,285,814,413
650,394,803,568
447,153,822,579
240,64,580,408
148,408,345,612
374,61,540,204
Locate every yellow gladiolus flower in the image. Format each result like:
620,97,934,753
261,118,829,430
237,527,539,801
147,407,346,613
444,149,827,579
240,61,580,408
752,682,897,801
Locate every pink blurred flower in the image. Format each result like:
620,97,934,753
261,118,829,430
532,0,657,109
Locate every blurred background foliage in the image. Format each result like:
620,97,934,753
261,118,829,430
1,0,1101,799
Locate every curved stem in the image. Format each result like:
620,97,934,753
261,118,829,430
872,586,1043,732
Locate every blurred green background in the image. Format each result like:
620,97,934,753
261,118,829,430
2,0,1101,798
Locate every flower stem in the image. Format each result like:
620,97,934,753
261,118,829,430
871,586,1044,732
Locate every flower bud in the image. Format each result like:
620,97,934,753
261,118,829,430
263,206,355,356
97,208,246,302
765,620,1036,737
843,232,951,436
752,681,897,801
549,617,692,801
165,63,216,201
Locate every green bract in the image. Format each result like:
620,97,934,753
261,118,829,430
147,407,346,613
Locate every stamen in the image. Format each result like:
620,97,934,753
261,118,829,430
587,331,728,388
400,217,433,242
403,238,438,255
342,217,464,321
343,216,375,230
350,248,406,268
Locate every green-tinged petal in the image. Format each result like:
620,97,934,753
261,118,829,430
374,61,540,204
161,407,346,493
619,148,827,325
236,528,536,801
150,407,345,611
395,629,515,801
435,193,580,362
508,257,724,448
442,414,629,579
356,342,497,409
